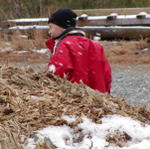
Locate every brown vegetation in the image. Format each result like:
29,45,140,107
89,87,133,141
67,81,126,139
0,30,150,148
0,31,150,69
103,39,150,68
0,65,150,148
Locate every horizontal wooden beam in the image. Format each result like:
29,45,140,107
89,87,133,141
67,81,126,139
81,26,150,40
0,19,48,28
77,14,150,26
1,25,150,40
74,7,150,16
1,14,150,28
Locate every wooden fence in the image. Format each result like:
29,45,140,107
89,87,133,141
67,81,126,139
1,8,150,40
74,7,150,16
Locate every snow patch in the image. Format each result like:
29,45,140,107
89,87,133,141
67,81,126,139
19,35,28,39
13,50,28,54
0,47,13,52
93,36,101,41
61,115,76,123
23,115,150,149
8,18,48,23
9,25,49,30
32,49,48,54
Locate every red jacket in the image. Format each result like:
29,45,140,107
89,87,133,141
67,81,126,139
46,32,111,93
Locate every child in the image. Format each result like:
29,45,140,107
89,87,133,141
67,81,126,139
46,8,112,93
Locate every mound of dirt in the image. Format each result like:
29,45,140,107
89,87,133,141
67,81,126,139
0,65,150,148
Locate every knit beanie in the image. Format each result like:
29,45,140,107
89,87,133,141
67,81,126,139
48,8,77,28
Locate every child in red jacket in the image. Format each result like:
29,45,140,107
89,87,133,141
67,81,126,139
46,8,112,93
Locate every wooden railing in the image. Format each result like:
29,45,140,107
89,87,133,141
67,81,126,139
74,7,150,16
1,8,150,40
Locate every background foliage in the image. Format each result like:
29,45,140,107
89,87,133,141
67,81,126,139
0,0,150,19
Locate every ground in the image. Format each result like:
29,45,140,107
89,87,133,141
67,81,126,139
0,33,150,148
0,36,150,103
1,37,150,68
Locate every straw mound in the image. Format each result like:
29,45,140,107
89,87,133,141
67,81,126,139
0,65,150,148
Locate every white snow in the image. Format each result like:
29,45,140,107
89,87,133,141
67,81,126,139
87,14,150,20
8,18,48,23
7,14,150,23
0,48,49,54
82,26,150,30
23,115,150,149
109,13,118,17
77,14,88,20
13,50,28,54
19,35,28,39
9,25,49,30
0,47,13,52
79,14,88,18
61,115,76,123
137,12,148,16
93,36,101,41
32,49,48,54
7,25,150,31
36,125,73,148
9,25,150,32
142,48,149,52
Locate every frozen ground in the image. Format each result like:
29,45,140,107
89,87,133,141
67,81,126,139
111,67,150,106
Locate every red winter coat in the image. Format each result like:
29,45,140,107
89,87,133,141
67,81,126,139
46,32,112,93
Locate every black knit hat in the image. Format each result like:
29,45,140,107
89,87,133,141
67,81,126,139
48,8,77,28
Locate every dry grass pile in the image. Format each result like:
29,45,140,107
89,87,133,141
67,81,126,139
0,65,150,148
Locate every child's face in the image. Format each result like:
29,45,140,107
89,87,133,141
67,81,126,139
48,23,65,38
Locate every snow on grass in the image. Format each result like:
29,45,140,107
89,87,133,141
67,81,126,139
13,50,28,54
8,18,48,23
0,47,13,52
61,115,76,123
23,114,150,149
9,25,49,30
32,49,48,54
0,47,48,54
19,35,28,39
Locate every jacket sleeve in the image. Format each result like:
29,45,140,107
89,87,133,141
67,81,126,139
48,43,73,78
45,38,55,53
